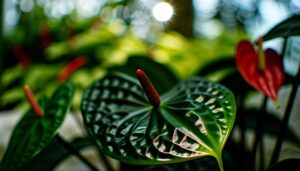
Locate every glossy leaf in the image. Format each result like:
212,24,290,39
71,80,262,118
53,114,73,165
81,73,236,171
0,82,75,171
236,40,285,103
263,15,300,41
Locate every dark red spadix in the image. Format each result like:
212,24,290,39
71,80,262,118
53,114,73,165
23,85,43,118
57,56,88,81
136,69,161,108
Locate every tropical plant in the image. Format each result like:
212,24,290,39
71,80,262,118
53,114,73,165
0,4,300,171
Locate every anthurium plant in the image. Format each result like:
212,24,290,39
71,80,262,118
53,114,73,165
80,69,236,171
0,83,75,171
0,14,299,171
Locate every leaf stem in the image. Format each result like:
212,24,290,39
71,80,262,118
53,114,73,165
269,63,300,166
236,95,246,170
216,152,224,171
259,136,265,171
56,134,100,171
250,96,267,171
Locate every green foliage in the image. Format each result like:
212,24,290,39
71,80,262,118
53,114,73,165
81,73,236,171
0,2,299,171
0,83,75,171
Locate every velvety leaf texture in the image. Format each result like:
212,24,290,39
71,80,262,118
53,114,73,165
0,82,75,171
81,73,236,170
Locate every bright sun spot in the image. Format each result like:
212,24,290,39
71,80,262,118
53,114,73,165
152,2,174,22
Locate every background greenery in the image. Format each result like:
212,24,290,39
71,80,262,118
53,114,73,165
0,0,300,171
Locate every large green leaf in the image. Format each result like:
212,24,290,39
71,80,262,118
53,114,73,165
81,73,236,171
0,82,75,171
263,15,300,41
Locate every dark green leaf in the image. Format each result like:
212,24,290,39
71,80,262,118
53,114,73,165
263,15,300,41
267,158,300,171
215,71,254,98
109,55,179,94
196,57,235,76
22,137,93,171
0,82,75,171
81,73,236,171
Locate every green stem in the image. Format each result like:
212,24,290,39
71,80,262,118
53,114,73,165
259,137,265,171
251,96,267,171
269,64,300,166
56,134,100,171
237,95,246,170
215,151,224,171
280,37,288,57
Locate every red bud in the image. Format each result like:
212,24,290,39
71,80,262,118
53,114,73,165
57,56,88,81
136,69,160,108
23,85,43,118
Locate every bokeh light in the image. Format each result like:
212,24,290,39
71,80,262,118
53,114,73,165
152,2,174,22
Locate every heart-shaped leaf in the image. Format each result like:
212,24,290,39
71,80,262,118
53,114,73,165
263,15,300,41
236,40,285,104
0,82,75,171
81,72,236,171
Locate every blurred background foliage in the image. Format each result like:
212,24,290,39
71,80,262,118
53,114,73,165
1,1,300,171
0,0,299,110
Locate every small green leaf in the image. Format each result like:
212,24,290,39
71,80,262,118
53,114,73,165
81,73,236,171
0,82,75,171
263,15,300,41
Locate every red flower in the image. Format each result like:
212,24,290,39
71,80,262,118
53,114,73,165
236,39,285,107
